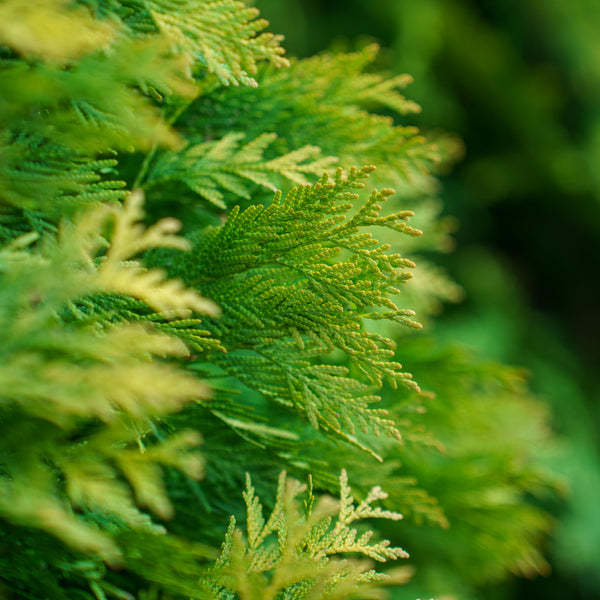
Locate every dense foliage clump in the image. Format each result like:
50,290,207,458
0,2,560,599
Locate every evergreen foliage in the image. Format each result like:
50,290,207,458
0,2,561,600
200,471,408,600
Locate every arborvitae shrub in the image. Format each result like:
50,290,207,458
0,2,560,599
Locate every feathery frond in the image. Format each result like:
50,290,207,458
146,132,337,208
200,471,407,600
187,45,441,188
147,0,288,86
0,192,213,562
148,167,422,449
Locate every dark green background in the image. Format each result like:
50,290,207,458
255,1,600,599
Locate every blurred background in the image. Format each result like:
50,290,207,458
254,1,600,599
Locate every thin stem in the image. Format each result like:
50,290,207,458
132,143,158,190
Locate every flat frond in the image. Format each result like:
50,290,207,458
0,134,126,217
188,45,441,189
154,168,420,445
147,0,288,87
146,132,337,208
74,190,219,317
201,471,408,600
0,190,214,562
